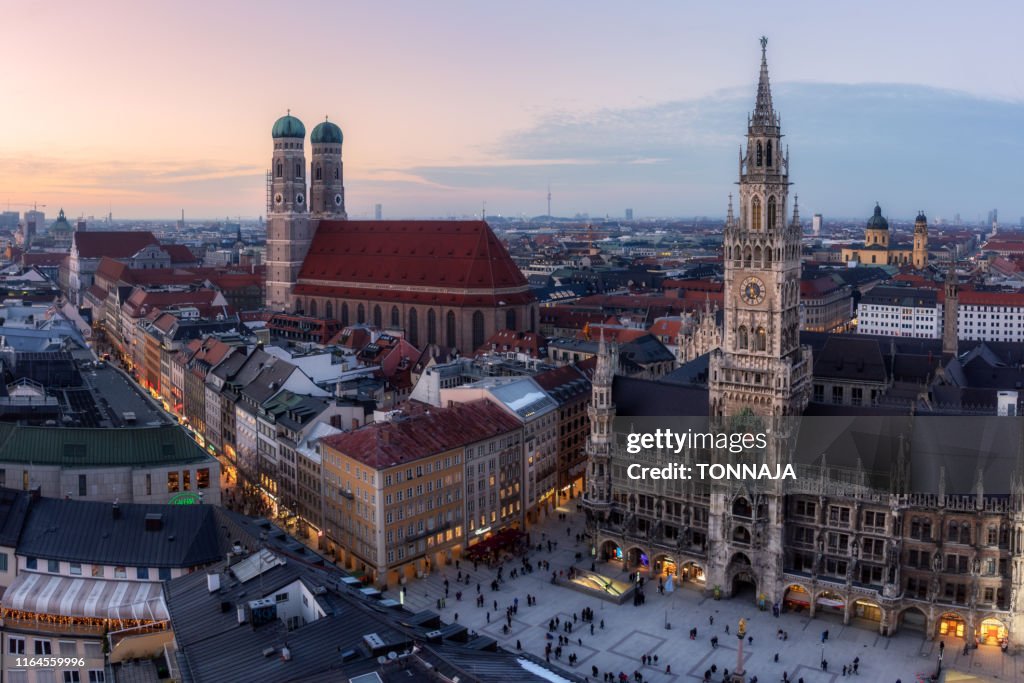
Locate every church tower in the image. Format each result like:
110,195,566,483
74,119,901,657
942,261,959,356
310,117,347,219
266,112,314,311
912,210,929,270
707,38,812,603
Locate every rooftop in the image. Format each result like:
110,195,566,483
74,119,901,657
322,400,521,469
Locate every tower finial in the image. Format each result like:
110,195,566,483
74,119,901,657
287,108,290,116
792,194,800,227
727,193,734,225
752,36,775,127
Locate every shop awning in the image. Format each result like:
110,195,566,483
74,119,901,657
4,572,168,621
816,597,844,608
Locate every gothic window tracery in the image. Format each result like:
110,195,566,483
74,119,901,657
751,197,762,230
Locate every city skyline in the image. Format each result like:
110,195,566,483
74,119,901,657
4,1,1023,220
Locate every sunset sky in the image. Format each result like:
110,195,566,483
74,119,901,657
4,1,1023,221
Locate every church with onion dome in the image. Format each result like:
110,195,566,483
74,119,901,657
840,203,930,269
264,112,537,356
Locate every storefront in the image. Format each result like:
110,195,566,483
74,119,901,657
977,618,1007,645
851,599,883,624
939,613,966,638
783,584,810,611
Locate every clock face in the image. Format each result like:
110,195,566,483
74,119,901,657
295,193,305,205
274,193,283,205
334,193,343,206
740,276,766,305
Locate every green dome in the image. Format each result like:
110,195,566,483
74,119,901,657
866,203,888,230
311,119,343,144
50,208,72,233
272,113,305,139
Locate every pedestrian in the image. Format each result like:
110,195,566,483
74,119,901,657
725,625,730,635
454,612,459,621
516,640,521,650
842,665,847,676
601,619,605,629
774,653,779,663
709,615,714,626
748,635,752,645
486,612,490,623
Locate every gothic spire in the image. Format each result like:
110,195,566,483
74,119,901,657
752,36,776,129
726,193,734,226
791,194,800,227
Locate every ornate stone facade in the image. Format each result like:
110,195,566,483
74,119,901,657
582,39,1023,649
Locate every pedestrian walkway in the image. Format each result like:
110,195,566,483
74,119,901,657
398,502,1024,683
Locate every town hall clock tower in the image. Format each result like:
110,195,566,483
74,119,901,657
706,38,813,604
709,37,812,420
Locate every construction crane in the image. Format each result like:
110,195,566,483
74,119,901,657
5,201,46,212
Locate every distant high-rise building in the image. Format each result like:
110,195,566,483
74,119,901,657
374,203,382,220
24,209,44,233
812,213,822,236
625,208,633,221
177,209,185,231
988,209,998,226
0,211,19,231
954,212,961,225
76,218,87,232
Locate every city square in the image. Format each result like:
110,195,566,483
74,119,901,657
401,502,1020,683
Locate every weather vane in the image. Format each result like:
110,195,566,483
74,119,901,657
760,36,767,51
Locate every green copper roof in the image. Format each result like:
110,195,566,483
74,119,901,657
50,208,72,233
311,119,343,144
0,423,213,467
272,113,306,139
866,203,889,230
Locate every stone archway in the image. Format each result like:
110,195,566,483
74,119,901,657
726,552,756,599
814,590,845,619
977,615,1008,646
898,605,928,634
849,599,884,630
679,561,706,587
624,546,648,570
599,539,621,562
782,583,811,612
651,553,676,578
937,611,968,640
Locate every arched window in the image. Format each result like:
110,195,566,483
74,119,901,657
948,521,959,543
341,302,350,326
505,309,516,330
357,304,365,323
754,246,762,265
767,196,777,230
325,301,333,319
472,311,485,350
315,165,322,181
961,523,971,545
391,306,400,328
334,167,339,179
743,246,752,268
751,197,762,230
308,299,317,317
295,163,302,178
756,141,763,166
766,140,773,167
373,305,382,327
276,162,283,178
755,327,767,351
427,309,437,345
765,247,773,265
737,326,748,349
530,307,536,332
446,311,457,349
408,308,419,346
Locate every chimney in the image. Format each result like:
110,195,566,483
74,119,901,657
237,604,247,625
112,500,121,519
207,572,221,593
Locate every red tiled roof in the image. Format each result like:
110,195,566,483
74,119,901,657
21,252,67,267
582,325,648,343
799,277,844,299
321,399,521,469
648,318,685,340
122,288,226,319
162,244,197,264
476,329,547,357
73,231,159,259
662,279,723,293
295,220,532,306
